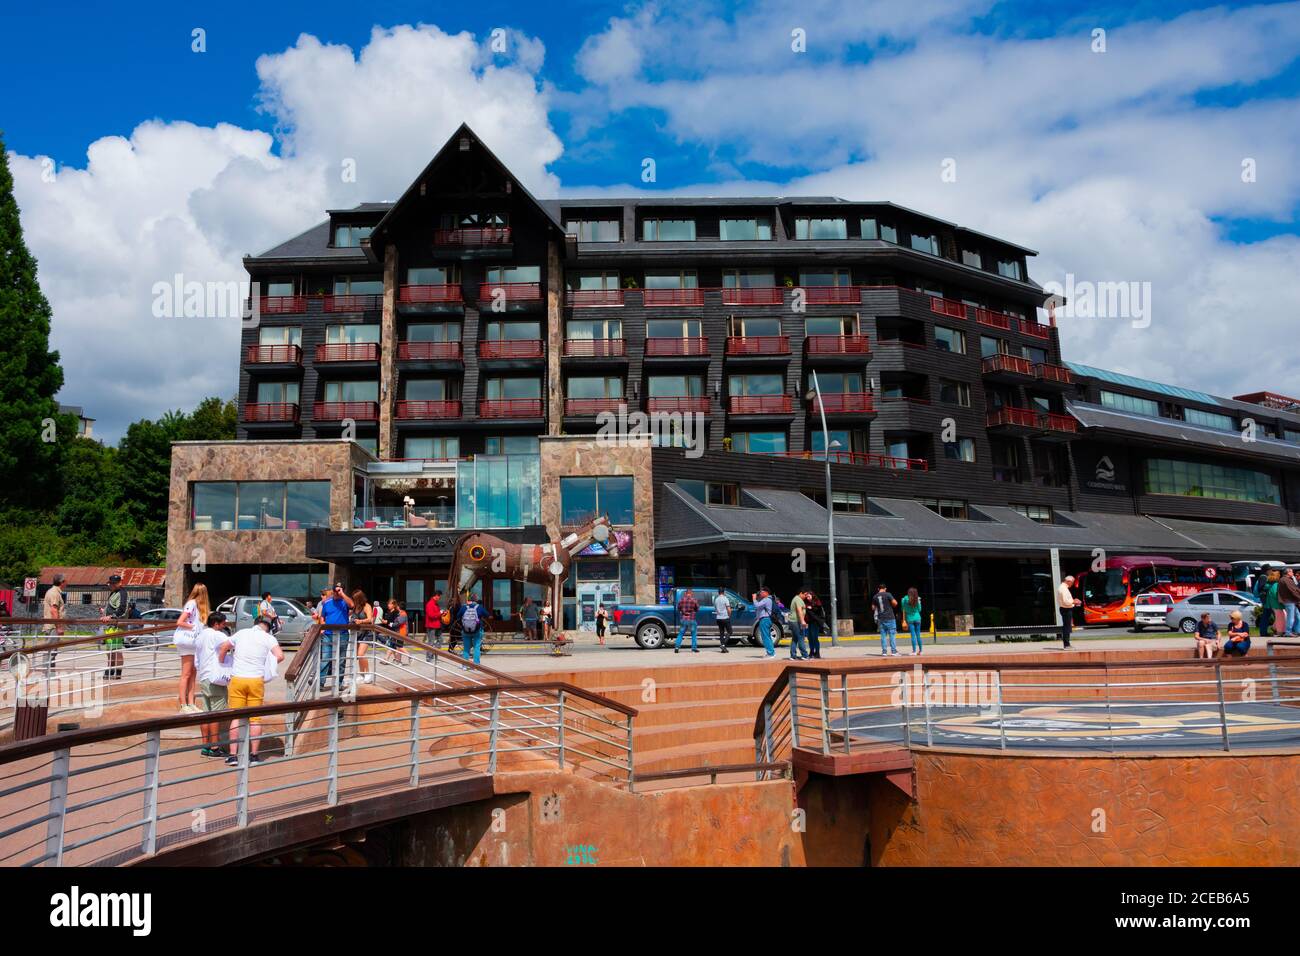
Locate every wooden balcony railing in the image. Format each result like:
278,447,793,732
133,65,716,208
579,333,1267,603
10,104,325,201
974,308,1013,330
929,296,969,319
478,398,544,418
726,335,791,356
564,397,625,416
805,334,870,354
315,343,379,363
397,341,463,361
313,401,379,421
567,289,624,307
245,344,302,365
434,226,512,246
800,286,860,305
1035,363,1073,385
563,339,627,358
981,353,1034,377
478,339,544,360
478,282,541,302
1021,321,1051,339
646,396,710,414
729,395,794,415
642,288,705,307
257,295,307,315
721,287,784,306
395,400,462,420
645,337,708,357
398,284,463,304
1039,412,1078,434
812,392,876,414
986,407,1038,429
242,402,300,423
324,294,382,313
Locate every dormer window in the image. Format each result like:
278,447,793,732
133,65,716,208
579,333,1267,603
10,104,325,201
334,225,373,248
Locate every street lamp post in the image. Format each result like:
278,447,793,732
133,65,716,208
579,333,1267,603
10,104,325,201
807,371,840,647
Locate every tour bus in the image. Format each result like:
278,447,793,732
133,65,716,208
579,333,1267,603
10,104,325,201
1075,556,1233,626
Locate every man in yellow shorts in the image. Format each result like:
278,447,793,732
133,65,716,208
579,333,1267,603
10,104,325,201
216,615,284,766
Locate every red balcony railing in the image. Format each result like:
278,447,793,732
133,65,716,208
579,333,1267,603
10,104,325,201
567,289,624,307
395,400,462,420
313,401,379,421
315,343,379,363
986,407,1038,429
563,339,627,358
399,284,463,304
397,341,463,361
565,397,625,416
434,226,512,246
324,293,382,313
722,287,783,306
805,334,870,354
765,450,928,471
645,337,708,357
812,392,876,414
1021,321,1051,339
726,335,791,356
479,398,543,418
729,395,794,415
801,286,860,305
245,344,302,365
478,339,544,360
257,295,306,315
478,282,541,303
1039,412,1078,434
974,308,1013,330
930,296,969,319
982,353,1034,377
642,288,705,307
242,402,299,423
1036,363,1073,385
647,396,710,414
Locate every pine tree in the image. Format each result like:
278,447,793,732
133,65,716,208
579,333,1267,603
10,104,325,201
0,132,71,509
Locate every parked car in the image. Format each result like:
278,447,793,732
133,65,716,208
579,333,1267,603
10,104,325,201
1132,593,1174,631
1165,589,1260,634
123,607,183,646
611,587,786,650
214,596,313,644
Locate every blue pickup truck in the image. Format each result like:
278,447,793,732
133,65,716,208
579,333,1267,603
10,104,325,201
611,587,786,649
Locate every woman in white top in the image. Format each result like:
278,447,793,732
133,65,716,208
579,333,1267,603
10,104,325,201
174,584,209,713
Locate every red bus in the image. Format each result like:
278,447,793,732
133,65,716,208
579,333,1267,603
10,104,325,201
1075,555,1232,626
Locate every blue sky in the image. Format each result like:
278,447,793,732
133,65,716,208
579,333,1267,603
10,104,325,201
3,0,1299,440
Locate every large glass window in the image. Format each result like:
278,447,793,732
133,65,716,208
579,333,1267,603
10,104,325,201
1100,390,1160,417
805,316,857,335
910,233,940,255
403,436,460,459
456,455,541,529
642,219,696,241
264,278,296,297
191,481,329,530
730,316,782,336
644,269,698,289
485,265,541,284
561,476,635,526
730,431,786,453
483,320,541,341
1144,458,1280,504
483,378,542,399
567,376,623,399
566,318,622,341
798,269,852,287
256,381,299,404
722,269,776,288
565,219,621,242
719,219,772,241
648,375,704,396
402,378,449,400
1184,408,1236,431
646,318,702,338
943,438,976,462
996,258,1023,280
980,336,1006,359
794,218,847,240
333,276,383,294
259,326,301,346
333,225,373,247
934,327,966,354
814,371,863,394
811,429,863,453
406,266,456,285
729,373,785,396
323,380,379,403
325,324,380,344
484,435,540,455
569,271,620,291
406,321,461,342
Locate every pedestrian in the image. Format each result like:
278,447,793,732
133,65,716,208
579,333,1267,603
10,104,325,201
384,598,407,663
788,589,810,660
1280,568,1300,636
174,583,209,713
713,589,732,654
541,602,553,643
194,612,233,758
521,596,539,640
351,589,376,684
41,573,66,667
1057,575,1081,650
424,589,443,659
751,587,776,658
1194,612,1220,659
218,615,285,766
100,574,129,679
318,584,354,689
258,591,281,639
805,592,826,659
1264,570,1284,636
1223,610,1252,657
872,584,899,656
595,604,608,646
901,587,924,655
457,591,485,665
675,587,700,654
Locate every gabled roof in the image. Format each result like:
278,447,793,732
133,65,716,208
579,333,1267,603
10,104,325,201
40,567,166,588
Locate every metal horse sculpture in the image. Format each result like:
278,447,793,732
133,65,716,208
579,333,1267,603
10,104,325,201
446,515,619,638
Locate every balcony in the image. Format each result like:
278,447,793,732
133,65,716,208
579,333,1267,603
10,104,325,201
313,401,379,422
245,344,302,365
395,400,462,420
813,392,877,415
567,289,624,308
647,396,710,414
1021,321,1051,340
397,341,463,362
399,284,463,305
565,397,625,417
478,282,542,304
722,287,783,306
801,286,860,305
642,288,705,307
1038,411,1078,440
805,334,870,356
986,407,1039,432
479,398,544,419
981,353,1035,380
729,395,794,415
766,450,928,471
257,295,307,315
478,339,544,361
726,335,791,356
644,337,709,358
434,226,512,246
563,339,627,358
315,343,379,363
1035,363,1074,386
324,293,382,313
242,402,299,424
974,308,1013,331
929,296,968,319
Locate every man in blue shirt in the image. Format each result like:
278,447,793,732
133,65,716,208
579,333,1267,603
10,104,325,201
457,592,486,665
752,587,775,658
318,584,354,687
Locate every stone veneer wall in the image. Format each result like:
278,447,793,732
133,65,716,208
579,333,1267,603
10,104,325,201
165,440,370,605
538,436,655,606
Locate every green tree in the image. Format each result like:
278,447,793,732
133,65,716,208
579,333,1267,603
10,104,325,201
0,132,74,509
178,396,237,441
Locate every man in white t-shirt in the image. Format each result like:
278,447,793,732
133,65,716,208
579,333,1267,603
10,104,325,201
217,617,284,766
194,612,234,758
1057,576,1081,650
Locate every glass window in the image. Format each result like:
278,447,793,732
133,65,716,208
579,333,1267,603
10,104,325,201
323,380,379,403
961,249,982,268
794,218,847,240
805,316,856,335
644,270,698,289
997,258,1023,280
719,219,772,241
860,218,879,239
484,436,541,455
798,269,852,287
483,320,541,341
566,318,622,341
646,318,702,338
406,266,455,285
457,454,540,529
980,336,1005,359
642,219,696,241
256,381,299,404
879,223,898,244
648,375,704,396
259,326,301,346
569,271,620,291
565,220,621,242
485,265,541,284
1022,346,1048,365
729,373,785,396
730,316,782,337
192,483,236,530
811,429,858,453
831,491,867,513
1184,408,1236,431
561,476,634,526
722,269,776,288
939,380,971,406
333,276,383,294
567,376,623,399
239,482,284,529
325,324,380,344
286,482,331,528
406,322,461,342
402,379,449,400
334,225,373,247
1100,390,1160,417
1144,458,1280,505
920,498,969,519
404,436,460,459
730,431,786,453
264,278,296,297
1012,504,1053,523
815,371,863,394
943,438,976,462
484,378,542,400
933,327,966,354
910,233,940,255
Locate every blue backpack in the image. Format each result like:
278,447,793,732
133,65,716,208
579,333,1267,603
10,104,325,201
461,602,481,632
771,600,787,627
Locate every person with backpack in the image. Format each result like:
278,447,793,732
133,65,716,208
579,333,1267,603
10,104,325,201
872,583,899,657
457,592,485,665
751,587,776,658
901,587,924,655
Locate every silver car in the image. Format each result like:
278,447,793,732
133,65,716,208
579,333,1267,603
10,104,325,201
214,596,313,644
1165,589,1259,634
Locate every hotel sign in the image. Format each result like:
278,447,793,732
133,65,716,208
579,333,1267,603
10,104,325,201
1080,446,1128,495
306,530,456,561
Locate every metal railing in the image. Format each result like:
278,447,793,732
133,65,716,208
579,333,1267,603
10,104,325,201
752,655,1300,777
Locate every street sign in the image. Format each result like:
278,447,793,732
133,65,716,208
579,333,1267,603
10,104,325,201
1205,567,1217,580
926,548,935,567
22,578,37,597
